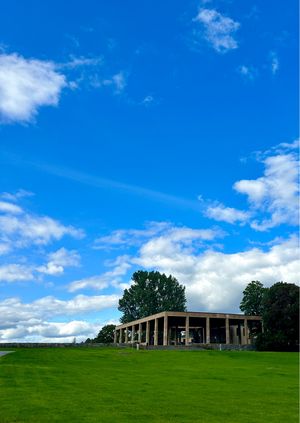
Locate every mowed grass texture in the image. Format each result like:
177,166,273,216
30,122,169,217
0,348,298,423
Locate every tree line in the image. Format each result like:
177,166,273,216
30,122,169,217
87,271,299,351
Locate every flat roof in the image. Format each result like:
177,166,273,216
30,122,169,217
116,311,261,329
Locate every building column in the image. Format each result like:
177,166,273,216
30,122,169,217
226,318,230,344
119,328,123,344
185,315,190,346
114,330,117,343
125,327,128,344
138,323,142,343
132,325,136,343
146,321,150,345
154,318,158,345
206,317,210,343
163,315,168,346
244,319,248,345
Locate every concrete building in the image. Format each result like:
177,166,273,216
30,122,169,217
115,311,262,346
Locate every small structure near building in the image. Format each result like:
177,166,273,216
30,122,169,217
114,311,262,346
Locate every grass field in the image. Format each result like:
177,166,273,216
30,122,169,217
0,348,298,423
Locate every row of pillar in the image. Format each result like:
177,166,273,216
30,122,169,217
115,316,249,346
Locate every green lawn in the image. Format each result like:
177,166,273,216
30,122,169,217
0,348,298,423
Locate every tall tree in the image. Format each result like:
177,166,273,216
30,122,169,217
257,282,299,351
240,280,266,315
118,270,186,323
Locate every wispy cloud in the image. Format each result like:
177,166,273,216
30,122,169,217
59,55,103,70
9,157,201,212
193,8,240,53
269,51,279,75
237,65,257,80
101,71,127,94
1,189,34,202
94,221,171,250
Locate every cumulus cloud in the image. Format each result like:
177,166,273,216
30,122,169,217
0,193,84,253
0,320,100,343
234,141,299,230
37,248,81,276
0,53,66,123
0,264,34,282
134,233,299,312
0,51,127,124
0,191,85,291
68,255,131,292
0,293,119,342
194,8,240,53
204,140,299,231
0,201,22,214
75,224,223,293
205,203,251,224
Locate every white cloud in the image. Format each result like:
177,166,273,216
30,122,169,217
75,224,222,293
0,191,84,262
0,197,84,252
205,203,250,224
0,264,34,282
0,293,119,343
234,142,299,230
0,243,11,255
68,255,131,292
0,201,22,214
94,221,171,249
59,55,103,69
134,233,299,312
95,222,221,251
37,248,80,276
0,293,119,337
269,51,279,75
1,189,34,202
0,53,66,123
102,72,126,93
237,65,257,80
142,95,155,106
204,140,299,231
194,8,240,53
0,320,101,343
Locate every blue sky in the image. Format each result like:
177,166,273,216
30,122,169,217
0,0,298,342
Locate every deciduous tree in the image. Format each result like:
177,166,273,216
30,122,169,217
118,270,186,323
86,324,116,344
256,282,299,351
240,280,266,315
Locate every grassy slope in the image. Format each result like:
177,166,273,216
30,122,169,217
0,348,298,423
